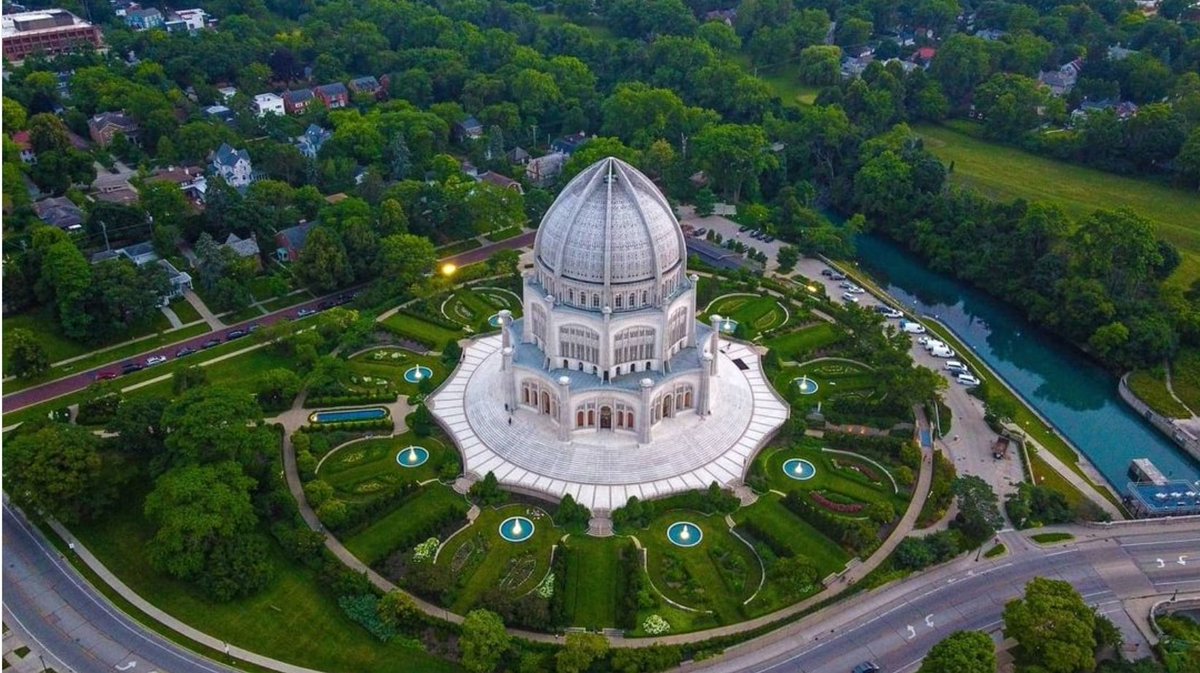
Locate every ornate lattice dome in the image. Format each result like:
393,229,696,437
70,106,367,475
534,157,685,289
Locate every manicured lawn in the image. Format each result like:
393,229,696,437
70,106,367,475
771,359,878,411
435,238,483,257
700,294,790,338
756,443,907,512
168,298,202,324
260,292,314,313
765,323,845,361
71,485,461,673
318,434,454,503
561,535,627,628
380,313,464,351
434,505,557,614
984,543,1006,558
732,494,850,577
3,306,169,364
347,348,447,396
343,485,471,567
915,122,1200,286
1031,532,1074,544
1128,369,1190,418
732,54,822,106
1167,348,1200,413
641,510,763,624
485,226,525,242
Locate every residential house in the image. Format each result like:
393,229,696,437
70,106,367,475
209,142,255,189
294,124,332,159
217,86,237,102
479,170,524,194
975,28,1006,41
173,8,209,29
253,92,284,117
348,76,382,99
88,111,139,147
507,146,531,165
913,46,937,64
125,8,164,30
148,165,207,206
460,160,480,178
551,131,589,155
274,221,314,263
1038,60,1083,97
282,88,315,115
202,104,234,123
221,232,262,268
525,152,566,188
91,172,139,205
840,54,875,79
314,82,349,109
32,196,84,231
703,8,737,25
1071,98,1139,124
11,130,35,163
453,115,484,142
90,241,193,302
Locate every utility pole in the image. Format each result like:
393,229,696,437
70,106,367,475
101,221,111,251
680,133,688,159
530,124,538,145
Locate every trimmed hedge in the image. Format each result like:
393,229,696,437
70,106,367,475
302,419,394,433
782,491,877,555
305,390,398,408
330,482,420,536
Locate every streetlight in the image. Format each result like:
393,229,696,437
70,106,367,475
441,263,457,277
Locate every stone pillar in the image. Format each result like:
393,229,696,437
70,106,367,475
639,377,654,444
502,347,517,411
601,305,612,380
557,375,572,442
686,275,700,347
708,314,722,376
544,294,556,370
499,309,512,350
698,353,712,416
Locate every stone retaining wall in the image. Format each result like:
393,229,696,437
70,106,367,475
1117,373,1200,464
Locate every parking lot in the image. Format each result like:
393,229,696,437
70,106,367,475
677,205,787,273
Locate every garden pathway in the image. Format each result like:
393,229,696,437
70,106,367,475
159,304,183,329
182,290,224,330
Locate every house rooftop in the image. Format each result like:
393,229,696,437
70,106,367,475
2,9,93,38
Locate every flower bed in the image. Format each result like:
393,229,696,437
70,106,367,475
810,491,864,514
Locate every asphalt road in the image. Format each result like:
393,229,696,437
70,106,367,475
695,525,1200,673
2,503,236,673
2,231,537,414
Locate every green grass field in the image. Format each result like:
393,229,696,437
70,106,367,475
732,54,823,106
441,286,521,333
701,294,790,338
71,485,460,673
485,226,525,242
343,485,470,567
915,122,1200,286
764,323,845,361
561,535,627,628
380,313,464,350
1166,348,1200,412
757,444,907,512
434,505,557,613
346,348,447,396
1127,369,1190,418
318,434,452,503
2,306,173,365
733,494,852,575
771,359,878,410
169,298,203,324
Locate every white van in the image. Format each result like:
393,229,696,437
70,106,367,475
901,320,926,334
930,345,956,358
923,339,946,351
945,360,968,374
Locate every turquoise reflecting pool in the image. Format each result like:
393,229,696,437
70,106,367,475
666,521,703,548
498,516,534,542
856,234,1200,488
309,407,388,424
396,446,429,468
783,458,817,481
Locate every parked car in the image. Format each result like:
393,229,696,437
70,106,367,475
945,360,969,374
923,339,946,351
146,355,167,366
296,307,316,318
828,271,846,280
175,346,196,358
694,228,707,237
847,285,866,294
839,281,855,289
247,322,261,333
120,362,144,374
876,306,903,318
738,225,750,233
225,329,247,341
852,663,881,673
841,292,860,303
820,269,833,277
201,339,221,349
97,371,119,380
763,235,775,242
957,373,982,386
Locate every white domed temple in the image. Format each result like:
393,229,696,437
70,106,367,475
429,157,788,511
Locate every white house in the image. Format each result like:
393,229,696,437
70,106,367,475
210,142,254,189
172,8,209,30
253,93,284,117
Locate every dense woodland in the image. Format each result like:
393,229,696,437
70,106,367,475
3,0,1199,371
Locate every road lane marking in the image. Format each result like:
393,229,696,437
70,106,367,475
925,614,934,628
115,662,137,671
1122,538,1200,547
906,625,916,639
1155,579,1200,587
1179,555,1188,566
1158,558,1166,568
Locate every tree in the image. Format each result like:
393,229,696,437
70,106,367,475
1178,127,1200,188
798,46,842,86
144,461,272,600
28,112,71,154
6,328,49,378
556,632,609,673
460,609,510,673
378,233,437,295
4,423,115,523
692,124,773,202
974,73,1057,139
296,226,354,292
254,368,303,410
108,396,169,458
919,630,996,673
1003,578,1097,673
562,137,642,183
160,387,273,474
952,476,1004,545
377,590,422,631
777,246,800,273
931,35,995,103
773,555,819,592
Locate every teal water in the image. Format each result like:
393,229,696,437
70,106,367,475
312,408,388,423
855,234,1200,489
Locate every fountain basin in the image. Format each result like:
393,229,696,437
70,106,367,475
718,318,738,334
488,313,503,327
396,446,430,468
404,365,434,383
792,377,819,395
666,521,703,548
309,407,389,424
498,516,535,542
782,458,817,481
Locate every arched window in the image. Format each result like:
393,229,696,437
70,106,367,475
592,294,600,308
613,326,656,365
615,293,623,309
558,324,600,364
531,304,547,343
629,292,636,308
579,291,588,307
577,410,585,427
667,307,689,352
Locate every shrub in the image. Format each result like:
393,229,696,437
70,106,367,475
305,391,398,407
469,471,507,506
77,393,121,425
338,594,397,642
535,572,555,599
643,614,671,635
412,537,439,563
782,491,878,555
553,493,591,530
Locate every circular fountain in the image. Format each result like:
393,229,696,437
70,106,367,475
488,313,503,328
782,458,817,481
666,521,703,548
396,446,430,468
793,375,819,395
498,515,535,543
404,365,434,384
718,318,738,334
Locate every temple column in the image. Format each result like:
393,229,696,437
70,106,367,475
502,347,517,411
557,375,572,442
499,309,512,350
698,353,712,415
708,314,722,376
638,378,653,444
686,274,700,347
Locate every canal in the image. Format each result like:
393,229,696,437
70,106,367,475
855,234,1200,489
